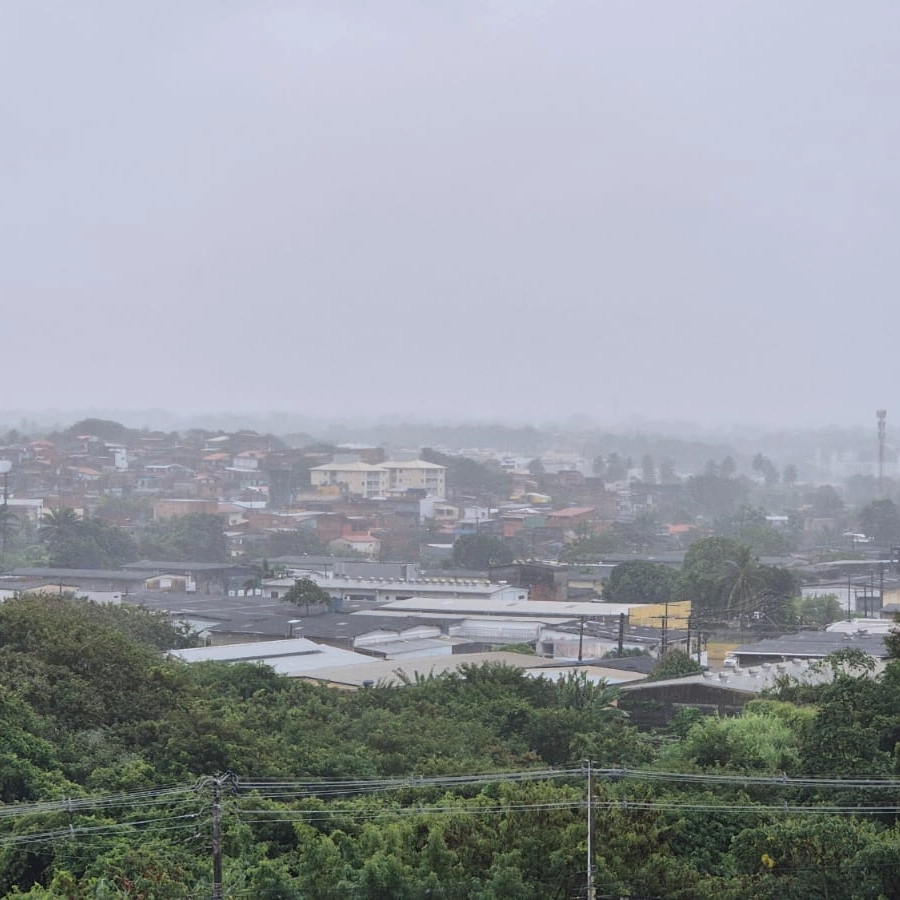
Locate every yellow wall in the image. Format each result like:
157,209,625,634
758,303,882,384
629,600,692,628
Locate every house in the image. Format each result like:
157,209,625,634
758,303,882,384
152,498,220,521
545,507,596,534
329,534,382,559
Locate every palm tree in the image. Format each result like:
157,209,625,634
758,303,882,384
39,507,80,548
718,545,765,614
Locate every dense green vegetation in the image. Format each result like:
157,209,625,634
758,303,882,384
3,596,900,897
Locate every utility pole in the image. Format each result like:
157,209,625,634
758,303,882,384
211,777,224,900
661,599,669,655
206,773,235,900
617,612,625,656
578,617,585,662
847,573,852,620
585,760,596,900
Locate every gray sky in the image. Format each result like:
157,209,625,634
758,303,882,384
2,2,898,429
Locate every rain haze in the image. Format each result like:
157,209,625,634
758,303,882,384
2,1,897,430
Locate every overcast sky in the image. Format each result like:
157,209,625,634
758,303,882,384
2,2,898,430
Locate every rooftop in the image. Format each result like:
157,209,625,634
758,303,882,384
7,567,153,582
732,630,890,660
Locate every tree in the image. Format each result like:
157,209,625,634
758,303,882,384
684,471,748,520
0,504,19,559
39,507,80,546
64,418,134,443
718,545,765,614
675,536,745,614
452,534,513,569
782,464,798,487
640,454,656,484
604,453,630,483
755,566,800,627
751,453,779,486
603,560,678,606
648,650,702,681
661,703,808,772
658,460,678,484
420,448,509,499
796,593,842,629
39,508,139,568
719,456,736,479
858,498,900,545
714,505,794,555
282,577,332,615
615,511,664,554
139,513,228,562
807,484,844,518
526,458,544,477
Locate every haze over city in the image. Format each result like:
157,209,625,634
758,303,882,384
2,2,897,429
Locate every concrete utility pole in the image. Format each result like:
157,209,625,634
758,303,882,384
585,760,596,900
211,778,224,900
877,410,887,498
205,773,236,900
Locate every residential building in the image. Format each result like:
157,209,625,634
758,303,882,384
309,459,446,500
379,460,446,496
310,462,388,498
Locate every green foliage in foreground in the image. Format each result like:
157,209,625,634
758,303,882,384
3,596,900,897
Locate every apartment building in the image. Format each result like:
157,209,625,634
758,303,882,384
310,459,446,499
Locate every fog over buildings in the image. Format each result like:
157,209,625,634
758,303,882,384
2,2,898,429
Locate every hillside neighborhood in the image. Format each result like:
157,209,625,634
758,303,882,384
2,417,899,688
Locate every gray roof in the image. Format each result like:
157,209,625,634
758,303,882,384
169,637,372,675
592,655,657,675
8,567,152,582
291,650,585,688
301,613,445,642
733,630,889,659
622,658,889,696
121,560,238,572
